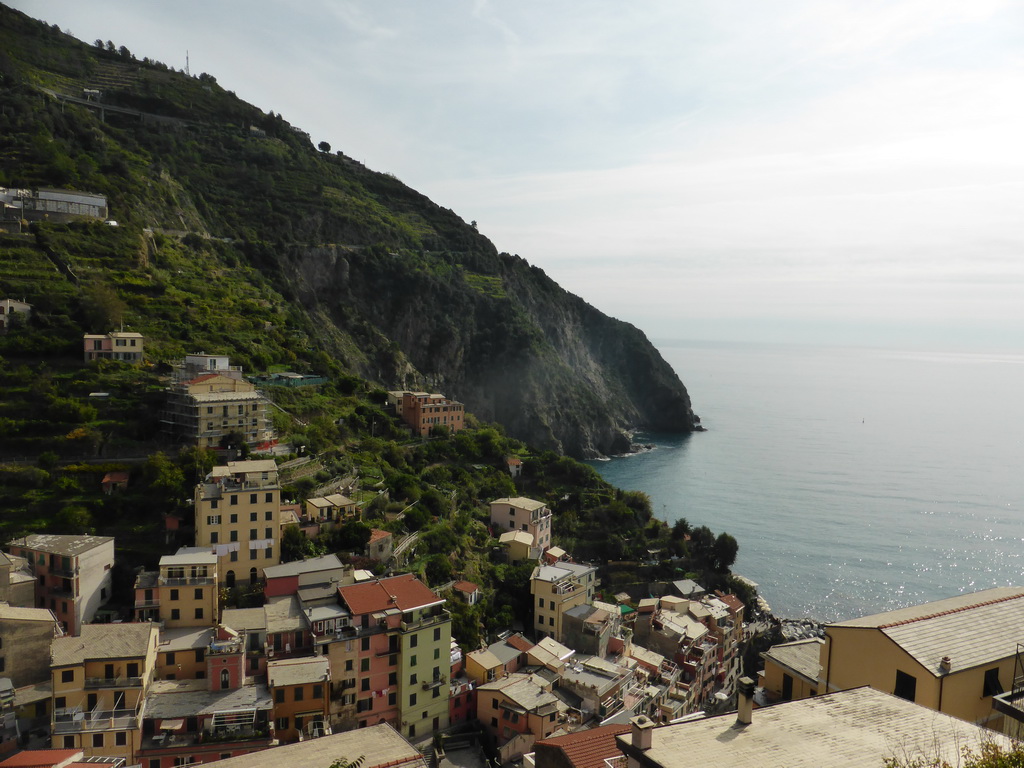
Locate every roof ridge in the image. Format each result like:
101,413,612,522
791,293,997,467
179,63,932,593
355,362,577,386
879,591,1024,629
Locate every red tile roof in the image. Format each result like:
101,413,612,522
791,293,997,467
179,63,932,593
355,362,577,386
368,528,392,544
534,724,630,768
453,580,478,594
338,573,441,615
186,373,221,384
506,633,534,653
0,750,84,768
716,592,745,613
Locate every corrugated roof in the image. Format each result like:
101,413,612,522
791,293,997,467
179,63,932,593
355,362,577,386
761,639,822,683
263,554,343,580
830,587,1024,675
145,679,273,719
51,623,156,666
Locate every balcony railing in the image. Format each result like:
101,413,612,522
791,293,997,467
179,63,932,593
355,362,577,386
134,599,160,608
53,707,139,733
85,675,144,689
160,576,215,586
49,564,79,578
422,675,447,690
400,609,450,633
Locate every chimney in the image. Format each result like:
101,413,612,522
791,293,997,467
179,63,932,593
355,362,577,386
736,676,756,725
630,714,654,751
940,656,952,673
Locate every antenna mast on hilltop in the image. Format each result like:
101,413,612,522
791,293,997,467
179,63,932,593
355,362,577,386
185,50,190,77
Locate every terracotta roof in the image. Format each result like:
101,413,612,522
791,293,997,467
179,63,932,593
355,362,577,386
0,749,84,767
506,634,534,653
453,580,478,594
338,573,442,616
715,592,745,613
534,724,630,768
101,471,129,483
369,529,392,544
186,373,221,384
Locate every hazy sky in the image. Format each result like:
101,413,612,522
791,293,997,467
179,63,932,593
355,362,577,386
13,1,1024,349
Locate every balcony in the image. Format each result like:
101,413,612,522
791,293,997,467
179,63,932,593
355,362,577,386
85,676,144,689
53,707,139,733
422,675,447,690
400,609,450,633
134,599,161,609
49,564,79,578
160,576,215,587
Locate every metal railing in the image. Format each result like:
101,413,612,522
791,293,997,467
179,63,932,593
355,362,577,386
84,675,144,688
53,707,140,733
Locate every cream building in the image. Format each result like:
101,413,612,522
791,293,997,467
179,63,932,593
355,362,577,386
530,562,598,642
50,622,159,764
194,460,282,588
490,498,552,551
133,550,219,628
818,586,1024,729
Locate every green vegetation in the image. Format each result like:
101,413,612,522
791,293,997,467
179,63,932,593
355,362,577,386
0,5,732,647
884,742,1024,768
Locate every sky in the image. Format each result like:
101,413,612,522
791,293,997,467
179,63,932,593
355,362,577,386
12,1,1024,350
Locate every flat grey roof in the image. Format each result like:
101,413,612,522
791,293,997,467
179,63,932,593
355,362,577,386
8,534,113,557
267,657,330,687
146,679,272,718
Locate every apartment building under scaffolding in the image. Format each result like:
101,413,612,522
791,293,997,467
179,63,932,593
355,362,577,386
160,355,276,450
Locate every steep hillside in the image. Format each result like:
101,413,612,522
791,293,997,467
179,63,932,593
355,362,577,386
0,4,700,457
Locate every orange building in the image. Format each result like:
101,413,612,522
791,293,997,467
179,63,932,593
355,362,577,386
390,391,466,437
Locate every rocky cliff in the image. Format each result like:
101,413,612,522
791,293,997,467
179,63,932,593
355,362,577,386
0,4,700,457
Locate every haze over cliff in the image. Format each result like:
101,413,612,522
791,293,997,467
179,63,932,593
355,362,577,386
0,4,700,457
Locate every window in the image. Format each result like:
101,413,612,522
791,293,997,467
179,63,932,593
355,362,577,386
266,547,273,559
207,515,220,525
276,717,289,730
92,733,104,748
313,684,323,699
265,510,273,520
230,530,238,542
410,693,417,706
249,529,257,540
211,532,219,544
389,692,397,705
169,589,179,601
230,550,238,562
434,648,440,660
275,689,285,703
266,493,273,503
434,628,441,642
361,679,370,691
549,616,554,626
410,634,418,648
984,668,1004,697
361,637,370,651
221,669,230,689
345,660,353,672
195,608,204,620
410,673,418,685
116,731,127,746
294,687,304,702
61,670,74,683
230,513,238,523
195,648,205,662
782,673,794,701
265,527,273,538
230,495,238,506
171,608,181,620
360,658,370,672
894,670,917,702
250,494,257,504
410,655,417,667
250,512,258,522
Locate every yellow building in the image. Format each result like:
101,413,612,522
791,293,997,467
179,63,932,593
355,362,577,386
155,626,216,681
50,622,159,764
133,549,218,628
194,460,282,588
529,561,598,642
267,656,331,743
818,586,1024,729
760,638,821,703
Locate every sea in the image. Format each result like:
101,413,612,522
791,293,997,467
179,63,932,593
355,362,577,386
588,339,1024,624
